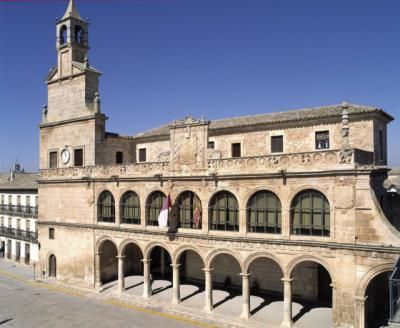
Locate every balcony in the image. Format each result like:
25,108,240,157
0,227,38,243
0,205,38,218
40,148,374,180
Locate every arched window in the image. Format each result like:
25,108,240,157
75,25,83,44
177,191,202,229
146,191,166,226
120,191,140,225
59,25,67,45
291,190,330,236
247,191,281,233
97,191,115,223
209,191,239,231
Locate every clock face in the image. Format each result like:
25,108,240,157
61,149,70,164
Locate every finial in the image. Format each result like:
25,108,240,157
341,100,349,109
94,92,101,113
84,55,89,69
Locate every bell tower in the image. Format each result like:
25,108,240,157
40,0,105,169
56,0,89,76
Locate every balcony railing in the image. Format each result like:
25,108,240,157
0,227,38,243
40,148,375,180
0,205,38,218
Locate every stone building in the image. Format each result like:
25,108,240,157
0,163,39,265
38,1,400,327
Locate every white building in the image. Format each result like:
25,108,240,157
0,163,39,265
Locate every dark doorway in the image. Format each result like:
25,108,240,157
0,241,4,258
15,242,20,262
99,240,118,284
318,265,332,304
49,254,57,278
124,243,143,276
25,243,30,265
150,246,172,280
7,240,11,259
365,271,390,328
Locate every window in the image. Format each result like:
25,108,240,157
271,136,283,153
209,191,239,231
74,149,83,167
177,191,202,229
26,220,31,231
49,228,55,239
146,191,166,226
75,25,83,44
59,25,67,45
379,130,384,161
49,151,58,168
247,191,281,233
120,191,140,224
139,148,147,162
116,151,123,164
231,143,241,158
207,141,215,149
1,218,3,227
315,131,330,150
291,190,330,237
97,191,115,223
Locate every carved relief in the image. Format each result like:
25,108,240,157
156,151,170,162
339,150,354,164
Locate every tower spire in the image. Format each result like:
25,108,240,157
62,0,83,21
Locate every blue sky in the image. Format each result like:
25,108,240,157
0,0,399,172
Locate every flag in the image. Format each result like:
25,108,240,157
193,198,202,229
158,193,172,227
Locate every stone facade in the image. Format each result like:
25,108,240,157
38,2,399,328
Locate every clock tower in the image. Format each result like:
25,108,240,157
40,0,105,169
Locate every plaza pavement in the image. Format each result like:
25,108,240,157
0,260,333,328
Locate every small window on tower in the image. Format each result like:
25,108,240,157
49,228,55,240
139,148,147,162
271,136,283,153
116,152,123,164
207,141,215,149
74,149,83,167
231,143,241,157
49,152,58,169
315,131,330,150
59,25,67,45
75,25,83,44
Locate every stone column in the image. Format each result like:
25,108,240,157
160,248,165,278
95,252,102,289
142,258,152,298
203,268,214,312
281,278,293,328
240,272,252,319
281,207,290,239
239,208,247,236
117,255,126,293
355,296,367,328
171,264,181,304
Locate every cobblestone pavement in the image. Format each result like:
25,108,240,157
0,260,333,328
0,260,216,328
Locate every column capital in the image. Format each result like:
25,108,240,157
240,272,252,278
116,255,126,259
281,277,294,283
202,267,214,273
94,251,102,256
354,295,368,304
170,263,181,269
141,258,152,264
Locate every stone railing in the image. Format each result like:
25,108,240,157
40,149,374,180
208,149,373,174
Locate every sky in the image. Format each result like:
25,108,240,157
0,0,399,172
